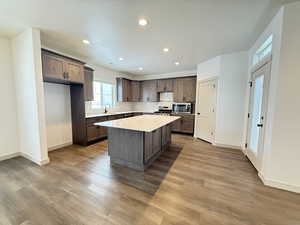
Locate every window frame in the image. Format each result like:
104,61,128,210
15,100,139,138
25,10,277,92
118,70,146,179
91,80,116,109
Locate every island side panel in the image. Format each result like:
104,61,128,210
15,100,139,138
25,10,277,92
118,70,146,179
108,127,144,170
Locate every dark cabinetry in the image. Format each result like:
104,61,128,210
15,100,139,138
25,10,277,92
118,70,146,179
116,76,196,103
85,112,138,144
131,80,141,102
42,49,85,84
117,78,132,102
141,80,158,102
144,128,162,163
157,79,173,92
84,67,94,101
171,114,195,134
174,77,197,102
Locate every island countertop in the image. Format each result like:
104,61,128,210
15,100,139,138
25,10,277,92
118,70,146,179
94,115,180,132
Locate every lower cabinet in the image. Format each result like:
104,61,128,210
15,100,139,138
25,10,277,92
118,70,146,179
162,124,171,151
85,113,138,144
171,114,195,134
144,128,162,163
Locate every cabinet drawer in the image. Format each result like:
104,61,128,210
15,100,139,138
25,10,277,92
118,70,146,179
87,125,101,142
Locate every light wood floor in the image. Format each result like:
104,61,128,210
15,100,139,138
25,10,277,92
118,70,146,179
1,134,300,225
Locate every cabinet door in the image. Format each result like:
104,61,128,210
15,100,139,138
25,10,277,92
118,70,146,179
180,115,195,134
116,78,132,102
173,78,184,102
157,79,173,92
65,61,84,84
152,128,162,155
174,77,196,102
171,118,182,132
87,126,100,142
141,80,158,102
42,53,65,80
182,77,196,102
125,79,132,102
144,132,153,163
84,67,94,101
131,80,140,102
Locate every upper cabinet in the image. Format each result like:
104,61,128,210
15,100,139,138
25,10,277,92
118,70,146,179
157,79,173,92
131,80,141,102
116,78,132,102
174,77,197,102
84,67,94,101
141,80,158,102
115,76,196,103
42,49,85,84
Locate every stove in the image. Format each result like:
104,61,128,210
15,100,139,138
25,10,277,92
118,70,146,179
154,106,172,115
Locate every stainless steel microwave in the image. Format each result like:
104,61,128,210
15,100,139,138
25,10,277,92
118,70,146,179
172,103,192,114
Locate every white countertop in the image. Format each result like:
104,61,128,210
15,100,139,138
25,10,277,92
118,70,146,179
94,115,180,132
85,111,155,118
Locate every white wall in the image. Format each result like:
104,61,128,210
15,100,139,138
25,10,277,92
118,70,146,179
44,83,72,150
257,3,300,192
12,28,49,165
247,7,284,178
0,38,19,160
196,52,248,148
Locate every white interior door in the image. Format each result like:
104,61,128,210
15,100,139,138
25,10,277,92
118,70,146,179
195,79,217,143
246,62,271,171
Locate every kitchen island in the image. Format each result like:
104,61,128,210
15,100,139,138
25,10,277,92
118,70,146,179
95,115,180,170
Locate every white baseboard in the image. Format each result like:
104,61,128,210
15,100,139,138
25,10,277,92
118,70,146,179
259,172,300,194
212,142,242,150
0,152,50,166
20,152,50,166
48,142,73,152
0,152,21,162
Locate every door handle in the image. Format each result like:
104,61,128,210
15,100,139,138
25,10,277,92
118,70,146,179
197,113,200,115
257,124,263,127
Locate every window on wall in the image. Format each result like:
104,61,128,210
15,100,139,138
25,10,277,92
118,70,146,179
252,35,273,66
91,81,115,109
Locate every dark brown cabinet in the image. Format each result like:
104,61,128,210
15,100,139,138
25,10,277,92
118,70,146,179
117,78,132,102
162,124,171,151
42,49,85,84
171,114,195,134
174,77,196,102
84,67,94,101
141,80,158,102
131,80,141,102
144,128,162,163
85,112,138,144
157,79,174,92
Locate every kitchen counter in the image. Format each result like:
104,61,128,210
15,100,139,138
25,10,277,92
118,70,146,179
85,111,155,118
95,115,180,132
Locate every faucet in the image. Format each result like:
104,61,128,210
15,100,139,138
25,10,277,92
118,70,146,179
104,105,108,114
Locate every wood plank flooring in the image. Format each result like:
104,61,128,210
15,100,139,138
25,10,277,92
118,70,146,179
1,134,300,225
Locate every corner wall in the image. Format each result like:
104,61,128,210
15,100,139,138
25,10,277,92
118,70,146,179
0,38,19,160
263,3,300,192
12,28,49,165
196,52,248,149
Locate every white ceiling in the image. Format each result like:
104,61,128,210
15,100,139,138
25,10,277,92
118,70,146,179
0,0,289,75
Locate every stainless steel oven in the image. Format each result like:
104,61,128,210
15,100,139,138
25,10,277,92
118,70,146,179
172,103,192,114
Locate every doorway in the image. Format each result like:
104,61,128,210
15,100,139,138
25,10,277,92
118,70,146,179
246,61,271,171
195,78,217,143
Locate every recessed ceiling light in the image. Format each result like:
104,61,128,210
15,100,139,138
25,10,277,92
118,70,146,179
82,39,90,45
138,67,143,71
163,48,169,52
138,18,148,26
174,61,180,66
119,57,124,61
